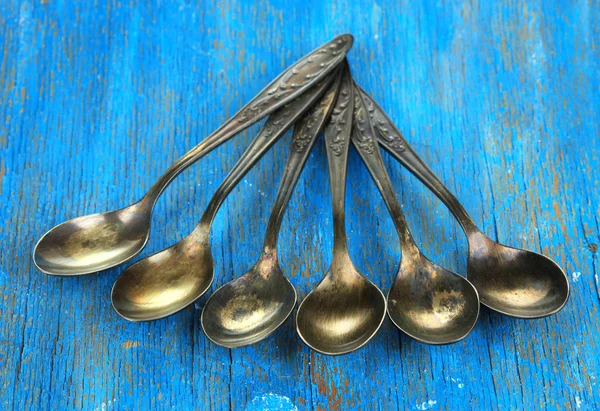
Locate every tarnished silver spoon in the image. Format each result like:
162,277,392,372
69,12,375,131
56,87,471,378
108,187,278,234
33,34,354,276
201,74,341,348
295,66,386,355
111,75,336,322
351,86,479,344
357,86,569,319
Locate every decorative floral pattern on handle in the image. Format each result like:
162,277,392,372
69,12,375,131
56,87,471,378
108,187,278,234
351,87,375,155
292,75,341,153
326,67,353,156
237,35,353,126
358,89,406,153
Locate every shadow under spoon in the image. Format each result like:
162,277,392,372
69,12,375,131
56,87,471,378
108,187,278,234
351,85,479,344
33,34,354,276
110,75,336,322
357,86,569,319
295,66,386,355
201,75,341,348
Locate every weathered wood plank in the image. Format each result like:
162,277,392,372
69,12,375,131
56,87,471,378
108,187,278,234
0,0,598,409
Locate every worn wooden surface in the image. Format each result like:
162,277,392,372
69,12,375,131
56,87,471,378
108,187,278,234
1,0,598,409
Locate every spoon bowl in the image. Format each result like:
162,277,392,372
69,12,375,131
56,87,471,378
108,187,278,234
467,232,569,318
296,265,386,355
33,203,151,276
202,253,296,347
387,255,480,344
111,232,214,321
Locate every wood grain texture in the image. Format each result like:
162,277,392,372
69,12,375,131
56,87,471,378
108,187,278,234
1,0,598,409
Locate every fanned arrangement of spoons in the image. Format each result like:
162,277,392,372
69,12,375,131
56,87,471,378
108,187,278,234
34,34,569,355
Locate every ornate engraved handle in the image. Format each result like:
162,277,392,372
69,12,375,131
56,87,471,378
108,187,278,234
351,84,420,256
237,35,353,126
196,73,337,230
356,85,479,235
142,34,354,206
323,63,354,256
262,74,342,249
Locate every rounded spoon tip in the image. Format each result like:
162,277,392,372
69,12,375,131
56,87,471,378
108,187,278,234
386,256,480,345
296,270,387,356
201,267,297,348
111,239,215,322
33,205,151,276
337,33,354,44
467,233,570,319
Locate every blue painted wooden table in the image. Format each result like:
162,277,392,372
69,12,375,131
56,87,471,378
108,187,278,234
1,0,598,409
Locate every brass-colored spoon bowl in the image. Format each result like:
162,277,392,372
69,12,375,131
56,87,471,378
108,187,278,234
387,254,480,344
201,252,296,348
33,204,151,276
467,232,569,318
296,261,387,354
111,231,213,321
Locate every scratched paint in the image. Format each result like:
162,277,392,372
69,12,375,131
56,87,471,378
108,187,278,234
245,393,298,411
0,0,599,410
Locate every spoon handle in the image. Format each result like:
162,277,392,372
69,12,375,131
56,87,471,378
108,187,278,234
351,85,420,258
142,34,354,206
355,86,480,236
323,63,354,257
262,75,342,250
196,73,337,231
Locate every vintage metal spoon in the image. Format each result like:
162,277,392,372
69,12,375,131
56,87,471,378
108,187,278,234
295,68,386,355
33,34,354,276
351,86,479,344
201,75,341,348
111,75,336,321
357,86,569,318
